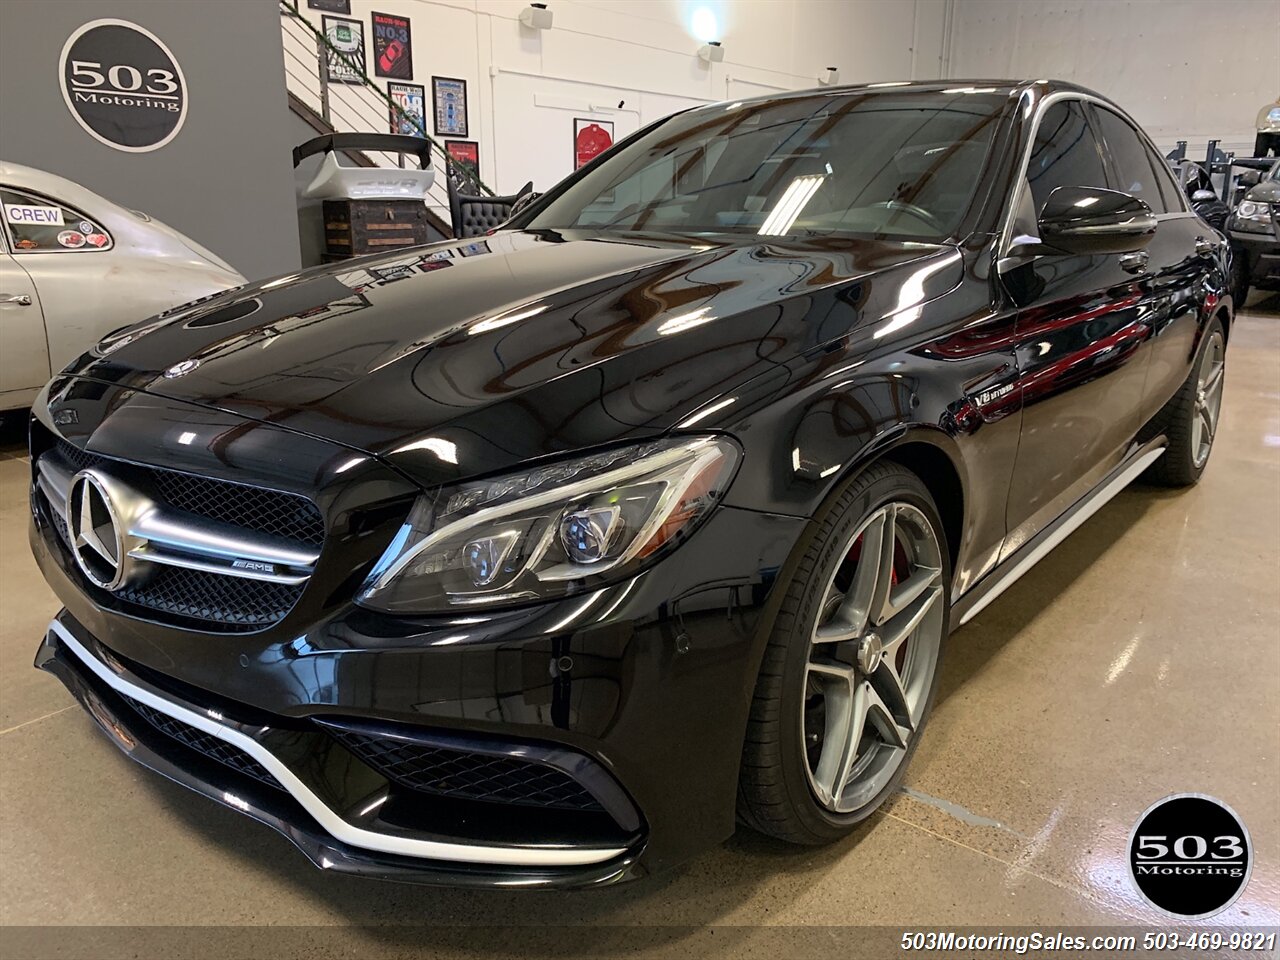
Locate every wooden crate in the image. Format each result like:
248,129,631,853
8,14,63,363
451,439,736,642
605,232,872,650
323,199,430,258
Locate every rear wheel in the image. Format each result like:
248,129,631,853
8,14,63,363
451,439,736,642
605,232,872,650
739,462,948,844
1147,318,1226,487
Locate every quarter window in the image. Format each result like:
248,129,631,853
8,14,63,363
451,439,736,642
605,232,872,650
1,188,111,253
1025,100,1109,215
1091,107,1175,214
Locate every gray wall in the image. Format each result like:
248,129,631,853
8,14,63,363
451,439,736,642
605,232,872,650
0,0,299,281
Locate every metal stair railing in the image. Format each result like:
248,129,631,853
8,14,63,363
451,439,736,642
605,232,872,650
278,0,493,233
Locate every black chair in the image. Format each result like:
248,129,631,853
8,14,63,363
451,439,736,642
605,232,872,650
448,171,533,239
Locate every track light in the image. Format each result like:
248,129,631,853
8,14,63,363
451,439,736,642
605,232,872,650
697,41,724,63
819,66,840,86
519,3,553,30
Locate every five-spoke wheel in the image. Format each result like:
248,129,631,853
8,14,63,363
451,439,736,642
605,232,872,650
803,502,944,813
739,461,949,844
1192,330,1225,469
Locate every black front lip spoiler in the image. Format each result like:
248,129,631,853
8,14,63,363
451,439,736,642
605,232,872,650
34,621,647,889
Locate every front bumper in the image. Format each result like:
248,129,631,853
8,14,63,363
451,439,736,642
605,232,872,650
36,616,643,887
1230,229,1280,288
32,487,807,885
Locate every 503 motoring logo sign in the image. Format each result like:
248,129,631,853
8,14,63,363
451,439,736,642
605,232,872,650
1127,794,1253,918
59,19,187,152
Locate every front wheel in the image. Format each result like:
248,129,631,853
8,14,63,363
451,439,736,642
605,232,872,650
738,462,949,844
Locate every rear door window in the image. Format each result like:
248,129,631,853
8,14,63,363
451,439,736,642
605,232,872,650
1090,106,1176,214
1,188,112,253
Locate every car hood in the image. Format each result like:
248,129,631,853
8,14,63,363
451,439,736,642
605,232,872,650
68,229,959,487
1243,178,1280,204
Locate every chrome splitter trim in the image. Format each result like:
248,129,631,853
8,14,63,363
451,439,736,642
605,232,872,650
47,619,629,868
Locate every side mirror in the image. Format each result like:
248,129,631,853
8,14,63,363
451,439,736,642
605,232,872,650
1191,189,1218,203
1237,169,1262,189
1036,186,1156,256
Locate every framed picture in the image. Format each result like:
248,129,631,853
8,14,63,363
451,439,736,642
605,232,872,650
387,82,426,137
307,0,350,12
432,76,468,137
444,140,480,179
574,118,614,169
322,16,364,84
371,12,413,80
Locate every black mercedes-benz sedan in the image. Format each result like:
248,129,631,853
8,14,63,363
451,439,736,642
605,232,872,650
29,80,1231,887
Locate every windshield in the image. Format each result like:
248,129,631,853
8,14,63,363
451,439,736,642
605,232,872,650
526,91,1007,242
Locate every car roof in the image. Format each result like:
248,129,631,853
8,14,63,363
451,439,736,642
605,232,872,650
722,79,1113,110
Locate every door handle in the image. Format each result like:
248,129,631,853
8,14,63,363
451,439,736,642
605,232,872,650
0,294,32,305
1195,236,1215,257
1118,251,1149,274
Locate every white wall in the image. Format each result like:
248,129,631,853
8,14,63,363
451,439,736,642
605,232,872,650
945,0,1280,153
290,0,947,196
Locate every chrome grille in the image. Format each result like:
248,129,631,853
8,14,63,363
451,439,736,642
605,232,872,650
115,566,305,628
35,438,321,632
57,440,324,546
151,470,324,547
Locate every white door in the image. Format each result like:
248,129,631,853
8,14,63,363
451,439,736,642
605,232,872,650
0,251,48,409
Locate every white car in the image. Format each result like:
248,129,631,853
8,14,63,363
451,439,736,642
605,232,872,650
0,162,245,411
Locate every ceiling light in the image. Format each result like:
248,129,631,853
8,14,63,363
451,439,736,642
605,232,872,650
690,6,719,43
758,175,825,236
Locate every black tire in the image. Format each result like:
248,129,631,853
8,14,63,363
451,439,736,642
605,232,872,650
738,461,950,845
1146,317,1227,487
1191,197,1230,233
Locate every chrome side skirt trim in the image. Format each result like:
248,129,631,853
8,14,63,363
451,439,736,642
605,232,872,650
48,620,628,868
955,444,1166,627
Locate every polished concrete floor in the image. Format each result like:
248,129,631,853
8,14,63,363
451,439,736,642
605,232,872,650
1,298,1277,957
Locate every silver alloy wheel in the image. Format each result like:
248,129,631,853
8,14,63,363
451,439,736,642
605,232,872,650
802,502,944,814
1192,331,1225,468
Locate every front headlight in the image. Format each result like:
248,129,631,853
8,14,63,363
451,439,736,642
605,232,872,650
1233,200,1273,233
357,435,741,613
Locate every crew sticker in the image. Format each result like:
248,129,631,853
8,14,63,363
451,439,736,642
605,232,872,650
5,204,64,226
1128,794,1253,918
57,230,86,248
59,18,187,152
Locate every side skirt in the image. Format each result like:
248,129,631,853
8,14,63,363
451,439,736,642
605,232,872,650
951,438,1168,630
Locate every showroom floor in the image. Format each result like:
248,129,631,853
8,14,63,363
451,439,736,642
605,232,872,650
1,298,1277,957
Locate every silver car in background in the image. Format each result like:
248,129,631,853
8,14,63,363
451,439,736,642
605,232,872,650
0,161,245,411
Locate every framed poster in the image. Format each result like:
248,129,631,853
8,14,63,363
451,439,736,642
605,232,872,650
322,16,364,84
306,0,350,12
388,82,425,136
432,76,468,137
444,140,479,178
574,118,614,169
371,12,412,80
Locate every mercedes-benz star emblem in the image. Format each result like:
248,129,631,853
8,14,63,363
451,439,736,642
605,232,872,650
68,472,126,590
164,358,200,378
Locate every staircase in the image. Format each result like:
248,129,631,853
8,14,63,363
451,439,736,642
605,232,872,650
278,0,495,243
